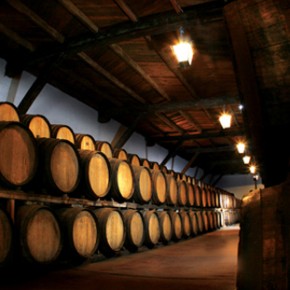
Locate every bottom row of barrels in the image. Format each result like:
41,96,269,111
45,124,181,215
0,205,239,267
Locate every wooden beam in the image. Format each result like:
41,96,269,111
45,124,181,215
153,128,244,142
212,173,224,186
161,139,184,166
57,0,99,33
113,0,139,22
17,54,65,114
78,52,146,104
179,110,202,133
6,73,22,103
181,152,199,175
156,113,185,134
26,1,225,64
184,145,235,154
0,22,35,52
7,0,64,43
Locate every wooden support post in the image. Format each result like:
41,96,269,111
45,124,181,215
181,152,199,175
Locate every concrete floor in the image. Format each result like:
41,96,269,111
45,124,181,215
1,225,239,290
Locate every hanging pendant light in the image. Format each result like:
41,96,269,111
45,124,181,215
249,164,257,174
172,27,194,68
219,112,232,129
243,155,251,164
236,142,246,154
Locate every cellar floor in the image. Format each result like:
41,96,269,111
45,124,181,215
1,225,239,290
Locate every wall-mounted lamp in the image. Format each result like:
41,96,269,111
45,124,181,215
219,112,232,129
172,27,194,68
243,155,251,164
236,142,246,154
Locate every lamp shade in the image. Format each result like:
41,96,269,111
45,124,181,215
219,113,232,129
249,165,257,174
172,41,193,67
236,142,246,154
243,155,251,164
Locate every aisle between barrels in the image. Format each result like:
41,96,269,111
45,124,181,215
0,225,239,290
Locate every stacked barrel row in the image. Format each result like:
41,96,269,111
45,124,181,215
0,102,240,267
0,204,223,267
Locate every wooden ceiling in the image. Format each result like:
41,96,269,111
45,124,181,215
0,0,289,186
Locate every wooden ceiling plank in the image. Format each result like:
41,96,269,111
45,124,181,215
113,0,138,22
26,1,225,64
156,113,185,134
170,0,184,14
179,110,202,133
7,0,64,43
57,0,99,33
110,44,171,101
78,52,146,104
0,22,35,52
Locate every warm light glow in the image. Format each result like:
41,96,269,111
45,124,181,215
236,142,246,154
219,113,232,129
249,165,257,174
172,41,194,67
243,155,251,164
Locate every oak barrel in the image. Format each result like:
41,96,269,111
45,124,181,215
157,211,172,244
202,211,209,232
188,210,199,236
57,207,99,259
151,170,167,205
113,148,128,161
122,209,145,252
177,180,188,206
0,102,20,121
21,114,51,138
142,210,160,248
0,208,13,266
193,184,202,207
195,211,204,233
94,208,125,256
50,124,76,144
127,154,141,166
78,150,111,199
180,210,191,238
201,186,207,208
95,141,113,158
141,159,151,168
36,138,80,194
132,165,153,204
168,210,183,241
166,175,178,206
75,133,96,151
109,158,135,202
0,122,37,187
150,161,160,171
16,205,62,264
186,183,195,207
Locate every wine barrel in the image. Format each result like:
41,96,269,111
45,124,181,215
122,209,145,252
168,210,183,241
157,211,172,244
151,170,167,205
186,183,195,207
16,205,62,264
94,208,125,256
205,186,212,208
202,211,209,232
141,159,151,168
0,208,13,267
109,158,135,202
201,186,207,208
21,114,51,138
0,102,20,121
150,161,160,171
193,184,202,207
195,211,204,233
75,133,96,151
188,211,199,236
35,138,80,194
142,210,160,248
77,150,111,199
113,148,128,161
207,211,214,230
177,180,188,206
50,124,76,144
127,154,141,166
95,141,113,159
166,175,178,206
0,122,37,187
56,207,99,259
180,211,191,238
132,165,153,204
